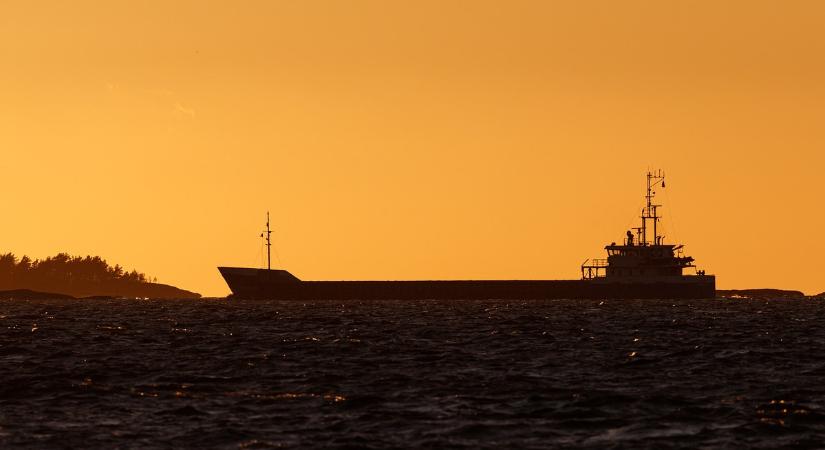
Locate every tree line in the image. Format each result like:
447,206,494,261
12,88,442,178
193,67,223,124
0,252,157,295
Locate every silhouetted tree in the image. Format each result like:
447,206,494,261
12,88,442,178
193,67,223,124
0,253,16,285
0,251,155,297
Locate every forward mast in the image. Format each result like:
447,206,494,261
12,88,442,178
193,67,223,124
262,212,272,270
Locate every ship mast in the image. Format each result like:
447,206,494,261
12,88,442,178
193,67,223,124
641,170,665,246
262,212,272,270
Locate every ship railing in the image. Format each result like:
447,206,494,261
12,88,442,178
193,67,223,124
581,258,608,279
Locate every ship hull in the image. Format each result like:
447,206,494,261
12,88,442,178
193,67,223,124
218,267,716,300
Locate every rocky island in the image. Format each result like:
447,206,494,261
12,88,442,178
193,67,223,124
0,253,200,299
717,289,820,300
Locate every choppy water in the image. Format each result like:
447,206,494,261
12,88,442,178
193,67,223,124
1,298,824,449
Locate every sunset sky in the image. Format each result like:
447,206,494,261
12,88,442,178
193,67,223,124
2,1,824,296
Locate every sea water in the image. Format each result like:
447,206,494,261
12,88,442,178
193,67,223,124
1,298,823,448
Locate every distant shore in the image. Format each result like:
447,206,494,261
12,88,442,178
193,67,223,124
0,281,200,300
0,252,200,299
1,288,821,300
716,289,824,299
0,288,199,300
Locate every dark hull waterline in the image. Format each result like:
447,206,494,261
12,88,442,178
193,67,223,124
218,267,716,300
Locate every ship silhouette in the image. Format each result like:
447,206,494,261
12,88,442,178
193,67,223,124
219,171,715,299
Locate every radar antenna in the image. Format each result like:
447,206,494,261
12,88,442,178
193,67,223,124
642,170,666,245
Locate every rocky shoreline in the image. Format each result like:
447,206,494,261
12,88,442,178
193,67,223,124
717,289,823,299
0,283,200,300
1,288,820,301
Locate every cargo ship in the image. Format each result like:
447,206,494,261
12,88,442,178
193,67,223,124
219,170,715,299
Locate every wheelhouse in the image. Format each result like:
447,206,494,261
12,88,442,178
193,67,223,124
581,170,705,280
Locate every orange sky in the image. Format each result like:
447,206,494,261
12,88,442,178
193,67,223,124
2,0,824,296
